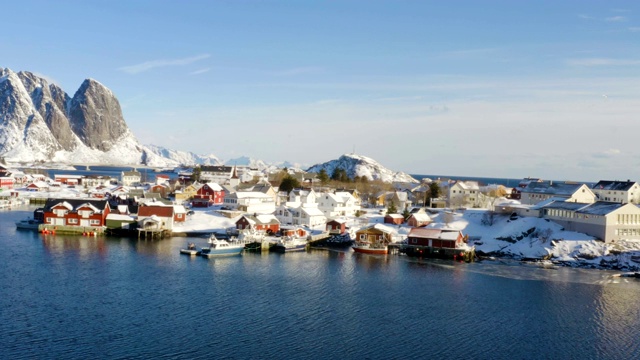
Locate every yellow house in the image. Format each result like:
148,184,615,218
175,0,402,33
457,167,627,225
174,183,202,203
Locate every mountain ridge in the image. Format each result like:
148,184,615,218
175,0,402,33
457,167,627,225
0,68,419,182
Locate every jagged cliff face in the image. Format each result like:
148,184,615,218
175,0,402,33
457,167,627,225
0,68,62,159
69,79,129,152
0,67,145,163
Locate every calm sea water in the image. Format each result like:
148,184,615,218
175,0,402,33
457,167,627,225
2,206,640,359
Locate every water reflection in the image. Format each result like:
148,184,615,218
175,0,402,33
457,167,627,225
40,234,108,258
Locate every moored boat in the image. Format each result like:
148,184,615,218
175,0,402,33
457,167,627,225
200,235,244,258
15,218,42,231
180,242,200,256
270,237,308,253
352,242,388,255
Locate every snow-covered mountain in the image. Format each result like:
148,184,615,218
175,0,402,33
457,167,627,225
306,153,418,183
142,144,222,167
0,68,148,164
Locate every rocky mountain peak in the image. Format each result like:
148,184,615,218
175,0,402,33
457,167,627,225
69,78,130,152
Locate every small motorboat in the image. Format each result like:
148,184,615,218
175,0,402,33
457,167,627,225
15,218,42,231
180,242,200,256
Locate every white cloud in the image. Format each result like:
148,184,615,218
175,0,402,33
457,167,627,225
629,27,640,32
605,16,627,22
578,14,595,20
118,54,211,74
190,68,211,75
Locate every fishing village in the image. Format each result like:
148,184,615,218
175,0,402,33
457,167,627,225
5,158,640,271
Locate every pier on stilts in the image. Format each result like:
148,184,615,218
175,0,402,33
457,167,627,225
137,228,169,239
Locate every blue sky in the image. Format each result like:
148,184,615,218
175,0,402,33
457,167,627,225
2,1,640,181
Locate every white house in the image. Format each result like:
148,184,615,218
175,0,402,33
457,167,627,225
275,204,327,228
317,191,360,219
540,201,640,243
520,181,595,206
448,181,482,208
591,180,640,204
223,191,276,214
121,171,142,186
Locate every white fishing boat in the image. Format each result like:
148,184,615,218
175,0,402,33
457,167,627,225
200,235,244,258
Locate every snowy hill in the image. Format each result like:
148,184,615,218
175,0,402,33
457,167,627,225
142,144,222,167
433,209,640,270
306,153,418,183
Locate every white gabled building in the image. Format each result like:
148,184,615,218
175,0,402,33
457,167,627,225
591,180,640,204
223,191,276,214
275,204,327,229
317,191,360,219
448,181,482,208
540,201,640,243
121,171,142,186
520,181,595,206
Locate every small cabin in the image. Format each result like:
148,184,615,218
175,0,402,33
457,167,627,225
384,213,404,225
326,219,347,234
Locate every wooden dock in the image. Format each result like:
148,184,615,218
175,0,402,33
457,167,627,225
137,229,170,239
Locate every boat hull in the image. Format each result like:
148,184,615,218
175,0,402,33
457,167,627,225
270,244,307,253
352,245,388,255
200,247,243,258
180,249,200,256
15,221,41,230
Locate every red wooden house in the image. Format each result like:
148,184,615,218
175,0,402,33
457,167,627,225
137,205,176,230
384,213,404,225
150,184,170,199
0,177,14,189
192,182,224,207
236,214,280,234
42,198,111,228
26,182,49,192
326,219,347,234
406,213,431,227
406,228,465,249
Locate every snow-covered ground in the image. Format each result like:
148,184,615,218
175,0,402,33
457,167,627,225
427,209,640,271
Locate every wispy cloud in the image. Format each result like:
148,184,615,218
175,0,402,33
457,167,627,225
273,66,323,76
605,16,627,22
190,68,211,75
629,27,640,32
119,54,211,74
593,149,622,158
578,14,595,20
567,58,640,66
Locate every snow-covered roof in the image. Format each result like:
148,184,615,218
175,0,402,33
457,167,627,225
234,191,273,199
523,181,587,196
592,180,637,192
577,202,628,216
541,201,630,216
301,207,325,217
357,223,396,234
386,214,404,219
408,228,461,240
409,213,431,222
204,182,223,191
106,214,135,221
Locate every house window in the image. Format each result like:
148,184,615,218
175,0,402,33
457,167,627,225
67,218,78,225
90,219,100,225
